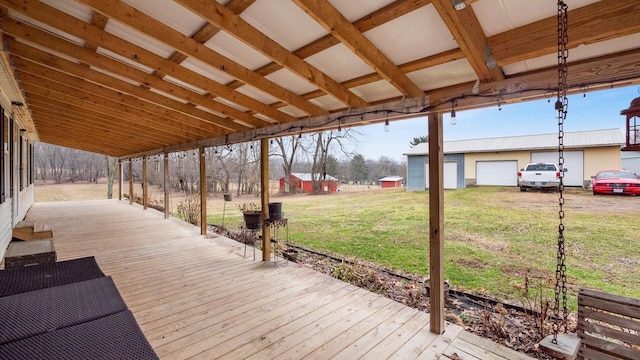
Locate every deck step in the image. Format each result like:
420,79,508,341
12,221,54,241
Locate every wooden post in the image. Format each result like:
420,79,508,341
428,112,445,334
118,160,122,201
199,147,207,235
164,154,169,219
128,159,133,205
260,138,271,261
142,157,148,210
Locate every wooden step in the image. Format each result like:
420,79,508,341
12,220,36,241
33,223,54,240
12,221,54,241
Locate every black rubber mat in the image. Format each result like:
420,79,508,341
0,276,127,345
0,310,159,359
0,256,105,297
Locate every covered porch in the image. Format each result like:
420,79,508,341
17,199,532,360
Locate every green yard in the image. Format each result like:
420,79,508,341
208,186,640,308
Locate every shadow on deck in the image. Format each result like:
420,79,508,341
16,200,533,359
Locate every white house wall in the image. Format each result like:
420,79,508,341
0,91,35,261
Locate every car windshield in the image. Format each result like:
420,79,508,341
596,171,637,179
525,164,556,171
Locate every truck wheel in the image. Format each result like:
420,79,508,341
520,186,527,192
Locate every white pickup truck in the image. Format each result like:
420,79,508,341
517,162,564,192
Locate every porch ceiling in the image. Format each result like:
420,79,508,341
0,0,639,157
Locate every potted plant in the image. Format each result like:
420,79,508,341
238,202,262,230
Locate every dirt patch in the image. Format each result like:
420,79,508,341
489,187,640,214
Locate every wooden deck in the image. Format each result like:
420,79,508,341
15,200,534,360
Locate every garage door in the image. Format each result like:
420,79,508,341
476,161,517,186
531,151,583,186
425,161,458,189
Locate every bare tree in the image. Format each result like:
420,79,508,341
309,129,356,193
106,156,118,199
274,135,304,194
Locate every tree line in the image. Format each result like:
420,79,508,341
35,130,416,196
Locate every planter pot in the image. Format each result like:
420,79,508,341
283,249,299,262
243,211,262,230
268,202,283,220
224,194,233,201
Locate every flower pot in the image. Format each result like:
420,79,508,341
283,248,299,262
243,211,262,230
268,202,283,220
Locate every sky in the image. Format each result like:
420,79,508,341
352,85,640,162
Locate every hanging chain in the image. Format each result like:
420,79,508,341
552,0,569,344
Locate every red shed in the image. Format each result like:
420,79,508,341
280,173,339,193
379,176,404,188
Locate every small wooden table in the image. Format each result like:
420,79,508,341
4,239,57,269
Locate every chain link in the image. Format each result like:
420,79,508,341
552,0,569,345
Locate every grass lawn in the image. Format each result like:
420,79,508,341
207,187,640,309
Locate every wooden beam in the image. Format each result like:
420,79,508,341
75,0,328,118
488,0,640,66
260,138,270,261
0,0,296,124
118,96,430,159
30,114,144,154
23,89,186,145
176,0,369,108
0,16,255,131
164,154,170,219
7,43,224,137
142,157,148,210
432,0,504,82
3,18,261,131
300,49,466,101
199,146,206,235
155,0,256,73
293,0,424,98
128,160,133,205
428,112,444,334
229,0,433,89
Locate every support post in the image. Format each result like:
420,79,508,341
128,159,133,205
260,138,271,261
118,160,122,201
164,154,170,219
428,112,445,334
142,157,148,210
199,147,207,235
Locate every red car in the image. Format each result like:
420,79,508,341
591,170,640,195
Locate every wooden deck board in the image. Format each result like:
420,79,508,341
18,200,534,360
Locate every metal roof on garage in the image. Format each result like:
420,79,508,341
379,176,404,181
291,173,338,181
403,128,625,156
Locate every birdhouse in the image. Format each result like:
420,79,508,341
621,94,640,151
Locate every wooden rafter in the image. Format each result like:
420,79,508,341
431,0,504,82
176,0,370,107
0,0,298,124
489,0,640,66
228,0,433,90
293,0,424,98
75,0,329,118
0,0,637,158
10,54,221,137
1,17,255,131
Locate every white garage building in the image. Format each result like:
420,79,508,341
404,128,624,191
